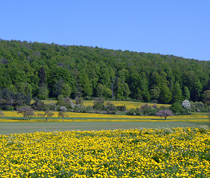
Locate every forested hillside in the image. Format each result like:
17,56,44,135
0,39,210,103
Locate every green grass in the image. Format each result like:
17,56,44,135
0,121,208,135
0,111,209,135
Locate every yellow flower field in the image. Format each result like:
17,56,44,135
2,111,208,119
0,111,209,124
0,128,209,177
31,99,171,110
82,100,171,110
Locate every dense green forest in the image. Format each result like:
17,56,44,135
0,39,210,104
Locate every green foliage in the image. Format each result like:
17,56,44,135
31,100,47,111
96,84,112,98
140,104,158,116
202,90,210,105
159,85,172,104
61,83,71,97
75,97,83,105
150,87,160,101
93,98,105,111
0,88,31,110
183,86,190,100
172,82,182,103
127,108,136,115
171,102,182,113
104,102,117,114
171,102,190,115
7,84,17,94
0,40,210,102
63,97,74,109
190,101,206,112
127,104,160,116
116,105,126,111
57,95,64,105
38,85,49,100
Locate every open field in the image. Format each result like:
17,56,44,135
0,128,209,177
0,122,204,135
0,107,209,177
0,111,209,134
1,111,208,119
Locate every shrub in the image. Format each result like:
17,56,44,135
140,104,157,116
180,108,191,115
31,100,46,111
171,102,182,114
75,97,83,105
72,105,87,113
104,102,117,113
48,103,56,111
93,98,105,111
127,108,136,115
1,105,15,111
135,109,142,116
117,105,126,111
63,97,74,109
57,95,64,105
190,101,206,112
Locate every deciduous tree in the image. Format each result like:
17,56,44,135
156,110,173,120
44,110,54,122
17,106,34,121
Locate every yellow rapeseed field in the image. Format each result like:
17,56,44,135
82,100,171,110
32,99,171,110
1,111,209,123
0,128,209,177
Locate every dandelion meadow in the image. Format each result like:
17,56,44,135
0,128,209,177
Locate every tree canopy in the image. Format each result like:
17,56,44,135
0,39,210,103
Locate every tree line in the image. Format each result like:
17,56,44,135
0,39,210,103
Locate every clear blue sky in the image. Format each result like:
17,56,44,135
1,0,210,61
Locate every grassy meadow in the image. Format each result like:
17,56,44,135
0,110,209,134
